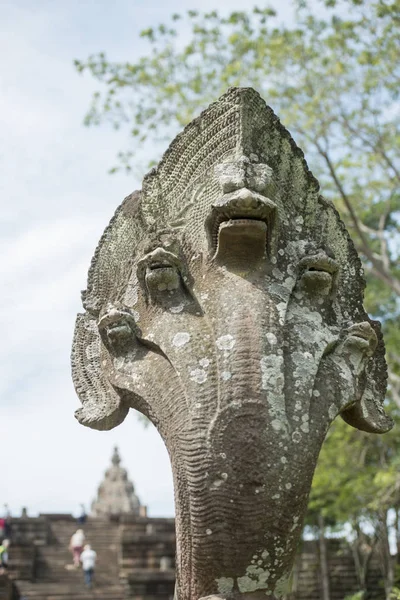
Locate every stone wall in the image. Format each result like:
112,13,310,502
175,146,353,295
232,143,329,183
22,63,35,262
0,574,19,600
8,517,50,545
5,517,47,583
290,540,385,600
6,515,388,599
120,516,176,599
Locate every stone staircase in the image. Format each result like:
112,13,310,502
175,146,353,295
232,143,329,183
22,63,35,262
15,518,126,600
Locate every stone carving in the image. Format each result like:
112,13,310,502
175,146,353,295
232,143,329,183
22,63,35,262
71,88,392,599
91,447,141,517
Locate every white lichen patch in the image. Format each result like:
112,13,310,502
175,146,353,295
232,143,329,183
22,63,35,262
283,276,295,290
266,332,277,346
190,368,207,384
292,431,302,443
206,529,212,535
216,334,236,351
290,518,301,532
300,421,310,433
271,419,284,432
260,355,287,432
287,263,295,277
221,371,232,381
328,403,337,420
237,565,271,593
216,577,234,595
111,358,122,372
261,355,284,392
292,351,317,383
169,303,184,314
212,479,223,487
272,268,284,280
172,332,190,348
199,358,210,369
276,302,287,325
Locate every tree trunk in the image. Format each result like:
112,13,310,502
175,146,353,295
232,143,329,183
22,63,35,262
318,514,330,600
395,506,400,564
376,511,393,599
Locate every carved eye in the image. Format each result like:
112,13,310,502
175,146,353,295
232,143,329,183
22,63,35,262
137,247,183,300
298,254,338,295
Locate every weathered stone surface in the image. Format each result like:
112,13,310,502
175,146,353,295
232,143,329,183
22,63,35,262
71,87,392,599
91,447,141,518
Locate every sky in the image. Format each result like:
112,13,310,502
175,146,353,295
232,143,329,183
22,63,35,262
0,0,299,518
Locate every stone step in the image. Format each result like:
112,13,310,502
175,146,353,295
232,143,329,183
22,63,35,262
17,582,126,599
16,519,129,599
19,591,126,599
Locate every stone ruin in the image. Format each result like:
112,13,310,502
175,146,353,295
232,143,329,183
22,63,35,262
91,446,142,518
71,87,392,599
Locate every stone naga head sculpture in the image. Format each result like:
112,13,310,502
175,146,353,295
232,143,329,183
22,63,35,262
72,88,392,599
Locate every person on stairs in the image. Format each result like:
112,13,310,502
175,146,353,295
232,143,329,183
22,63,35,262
69,528,85,567
80,543,97,589
0,539,10,571
77,504,87,525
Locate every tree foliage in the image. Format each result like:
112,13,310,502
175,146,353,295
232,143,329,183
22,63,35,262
75,0,400,591
75,0,400,312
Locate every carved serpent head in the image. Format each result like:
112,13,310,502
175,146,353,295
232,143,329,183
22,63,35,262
72,88,392,600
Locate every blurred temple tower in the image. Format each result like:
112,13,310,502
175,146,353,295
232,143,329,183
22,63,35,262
91,446,143,517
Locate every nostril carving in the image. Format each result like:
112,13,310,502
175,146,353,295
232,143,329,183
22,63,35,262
251,197,260,209
238,196,253,208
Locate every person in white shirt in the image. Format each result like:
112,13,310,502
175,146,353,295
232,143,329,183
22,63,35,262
80,544,97,588
69,529,85,567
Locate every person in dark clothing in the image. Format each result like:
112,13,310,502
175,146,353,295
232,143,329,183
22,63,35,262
4,518,12,539
77,504,87,525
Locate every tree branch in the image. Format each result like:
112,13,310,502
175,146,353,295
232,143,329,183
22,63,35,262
313,141,400,297
339,111,400,184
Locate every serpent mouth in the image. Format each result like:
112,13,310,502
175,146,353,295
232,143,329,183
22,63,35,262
137,247,186,301
345,322,377,355
206,188,276,262
148,261,174,271
137,248,181,282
